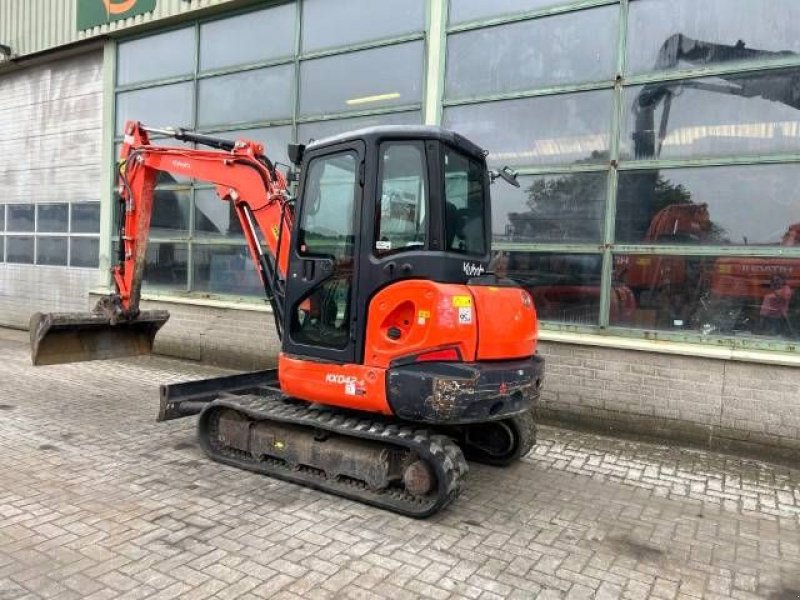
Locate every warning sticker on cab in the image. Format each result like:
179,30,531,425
458,307,473,324
452,295,472,308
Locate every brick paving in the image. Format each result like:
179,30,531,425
0,328,799,600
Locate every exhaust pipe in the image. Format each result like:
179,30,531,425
30,309,169,366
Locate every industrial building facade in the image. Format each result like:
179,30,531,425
2,0,799,457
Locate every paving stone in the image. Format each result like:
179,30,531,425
0,331,798,599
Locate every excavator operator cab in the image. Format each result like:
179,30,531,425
282,126,495,364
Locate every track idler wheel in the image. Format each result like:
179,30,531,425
461,411,537,467
403,460,434,496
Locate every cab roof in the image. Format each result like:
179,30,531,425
304,125,487,161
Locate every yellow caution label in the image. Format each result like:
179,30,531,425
271,225,280,240
452,295,472,308
418,310,431,319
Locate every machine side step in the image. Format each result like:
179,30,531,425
158,369,279,421
197,395,469,518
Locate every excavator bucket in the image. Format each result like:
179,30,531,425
29,310,170,366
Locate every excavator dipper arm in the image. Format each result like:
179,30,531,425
30,121,293,364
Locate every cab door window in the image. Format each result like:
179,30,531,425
375,143,427,255
444,147,487,256
292,152,358,349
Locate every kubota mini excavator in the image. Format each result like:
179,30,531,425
29,121,544,517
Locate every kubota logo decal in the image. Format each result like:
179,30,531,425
77,0,156,30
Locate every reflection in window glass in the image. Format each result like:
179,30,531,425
299,42,424,116
506,252,603,324
494,172,607,244
116,82,193,134
0,205,5,230
8,205,34,232
198,65,294,127
213,125,293,167
444,148,487,256
152,190,191,238
443,90,612,167
446,7,617,100
71,203,101,233
0,237,4,262
377,144,427,255
617,165,800,246
37,204,68,233
300,153,357,261
194,189,242,240
622,69,800,161
193,245,262,296
611,253,800,341
449,0,560,24
298,111,421,144
302,0,424,52
627,0,800,75
37,237,68,266
70,238,100,268
200,5,296,72
143,242,188,288
117,27,194,86
7,236,34,264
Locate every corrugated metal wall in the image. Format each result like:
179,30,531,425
0,0,239,58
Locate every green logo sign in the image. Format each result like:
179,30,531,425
77,0,157,30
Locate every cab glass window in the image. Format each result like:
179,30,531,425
444,148,487,256
298,152,358,262
376,143,427,255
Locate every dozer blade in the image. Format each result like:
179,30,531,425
30,310,170,366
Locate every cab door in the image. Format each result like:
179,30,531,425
282,141,365,364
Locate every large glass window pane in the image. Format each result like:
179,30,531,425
611,253,800,341
200,5,296,72
302,0,424,52
71,203,101,234
7,236,34,264
37,237,68,266
151,190,191,238
117,27,195,86
212,125,293,167
506,251,602,324
0,237,4,262
298,111,421,144
617,164,800,247
37,204,68,233
495,172,607,244
300,42,424,117
116,82,193,134
70,238,99,268
377,143,427,255
192,245,262,296
622,69,800,161
446,7,617,100
0,205,5,231
449,0,562,24
7,205,34,232
143,242,188,288
194,189,243,240
443,90,612,167
627,0,800,75
197,65,294,127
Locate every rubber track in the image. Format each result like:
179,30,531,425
197,394,469,518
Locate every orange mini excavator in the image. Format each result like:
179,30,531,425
30,121,544,516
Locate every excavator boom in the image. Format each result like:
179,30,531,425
31,121,291,365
